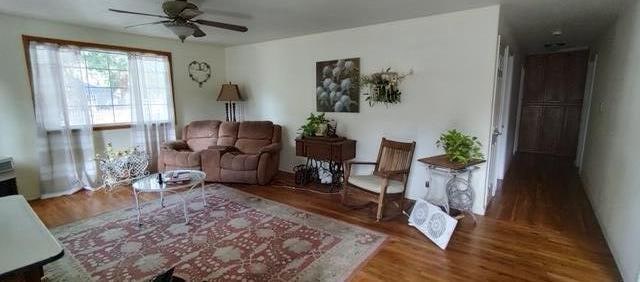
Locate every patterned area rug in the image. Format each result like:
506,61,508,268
45,184,386,281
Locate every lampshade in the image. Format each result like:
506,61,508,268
217,82,243,102
164,22,195,42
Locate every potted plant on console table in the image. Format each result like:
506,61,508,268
435,129,484,166
298,112,337,138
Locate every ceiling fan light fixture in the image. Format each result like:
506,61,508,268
109,0,248,42
165,22,195,42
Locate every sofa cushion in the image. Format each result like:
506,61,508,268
183,120,221,152
237,121,274,139
161,150,201,168
235,121,274,154
235,139,271,155
187,138,218,152
217,122,239,146
184,120,220,139
220,152,260,171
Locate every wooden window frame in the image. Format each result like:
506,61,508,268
22,35,177,131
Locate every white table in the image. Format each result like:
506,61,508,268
132,170,206,225
419,155,485,225
0,195,63,281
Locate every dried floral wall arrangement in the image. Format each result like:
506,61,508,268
360,68,412,107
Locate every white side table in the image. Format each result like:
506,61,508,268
418,155,485,225
132,170,206,225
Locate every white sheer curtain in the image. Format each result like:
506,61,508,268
129,53,176,172
29,42,98,198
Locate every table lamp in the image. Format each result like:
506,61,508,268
217,82,243,122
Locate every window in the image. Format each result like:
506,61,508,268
25,36,174,129
81,49,132,125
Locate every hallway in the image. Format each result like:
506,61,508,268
487,154,603,235
486,153,620,278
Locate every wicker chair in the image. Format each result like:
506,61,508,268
342,138,416,221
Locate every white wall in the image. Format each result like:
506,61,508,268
226,6,500,214
0,13,227,199
581,1,640,280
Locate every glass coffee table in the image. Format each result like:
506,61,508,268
132,170,206,225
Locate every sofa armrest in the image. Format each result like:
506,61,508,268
162,140,189,151
259,143,282,154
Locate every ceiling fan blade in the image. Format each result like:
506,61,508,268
179,8,203,19
193,19,248,32
125,20,171,29
200,8,252,20
192,25,207,37
109,9,170,19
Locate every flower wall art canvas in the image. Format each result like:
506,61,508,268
316,58,360,112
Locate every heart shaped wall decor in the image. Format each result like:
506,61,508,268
188,61,212,87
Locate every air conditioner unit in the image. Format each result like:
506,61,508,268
0,157,17,197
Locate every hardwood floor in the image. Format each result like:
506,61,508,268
486,153,607,238
29,154,621,281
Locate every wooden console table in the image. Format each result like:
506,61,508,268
295,137,356,188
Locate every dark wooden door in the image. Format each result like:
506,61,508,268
518,50,589,158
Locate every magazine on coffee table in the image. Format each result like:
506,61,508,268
165,171,191,185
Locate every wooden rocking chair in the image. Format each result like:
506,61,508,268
342,138,416,221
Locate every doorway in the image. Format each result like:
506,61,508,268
485,38,516,206
516,50,589,158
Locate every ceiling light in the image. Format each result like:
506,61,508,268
552,29,563,37
164,22,195,42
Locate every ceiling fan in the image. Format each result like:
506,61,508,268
109,0,248,42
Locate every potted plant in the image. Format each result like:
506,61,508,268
436,129,484,165
298,113,330,137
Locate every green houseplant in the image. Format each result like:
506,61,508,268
298,113,330,137
436,129,484,165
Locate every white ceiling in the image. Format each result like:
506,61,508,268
501,0,631,53
0,0,632,52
